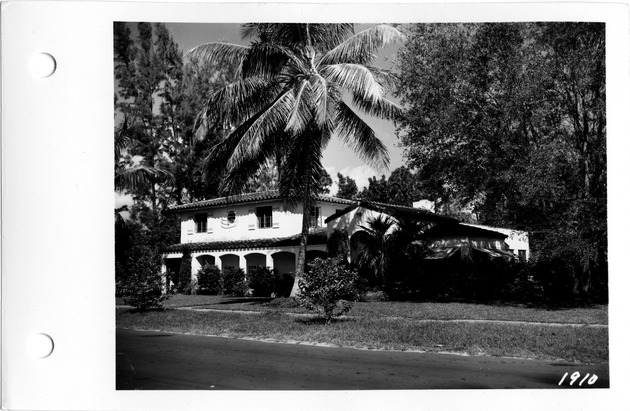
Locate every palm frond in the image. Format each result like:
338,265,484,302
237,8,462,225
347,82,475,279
241,42,306,79
115,166,155,192
279,128,326,206
187,42,250,75
322,63,402,121
351,93,402,120
284,79,313,135
207,76,282,128
318,24,404,66
364,65,401,92
241,23,355,52
220,133,285,195
114,119,131,161
226,88,294,171
335,102,390,169
309,73,330,128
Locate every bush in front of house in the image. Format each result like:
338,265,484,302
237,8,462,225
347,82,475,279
222,267,248,296
196,264,222,295
120,244,169,311
296,256,361,323
248,266,276,297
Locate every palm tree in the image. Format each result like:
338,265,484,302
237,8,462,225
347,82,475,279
114,117,173,201
355,215,396,288
189,24,404,296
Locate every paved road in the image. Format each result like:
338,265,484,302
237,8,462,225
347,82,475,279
116,328,609,390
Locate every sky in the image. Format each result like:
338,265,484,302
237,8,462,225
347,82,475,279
117,23,406,206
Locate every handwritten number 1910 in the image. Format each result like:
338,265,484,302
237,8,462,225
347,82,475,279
559,372,598,386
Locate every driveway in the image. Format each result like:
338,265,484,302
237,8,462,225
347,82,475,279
116,328,609,390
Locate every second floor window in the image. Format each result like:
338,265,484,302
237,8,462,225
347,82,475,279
256,206,272,228
310,206,321,227
194,213,207,233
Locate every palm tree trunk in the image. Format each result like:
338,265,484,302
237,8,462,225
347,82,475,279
290,172,312,297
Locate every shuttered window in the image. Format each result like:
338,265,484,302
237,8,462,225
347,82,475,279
256,206,272,228
194,213,207,233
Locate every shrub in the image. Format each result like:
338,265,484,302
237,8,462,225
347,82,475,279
296,256,360,323
248,266,276,297
222,267,248,296
196,264,222,295
120,244,169,311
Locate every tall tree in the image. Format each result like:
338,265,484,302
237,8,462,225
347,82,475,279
189,23,403,296
336,172,358,199
115,22,231,212
359,166,425,206
395,23,606,301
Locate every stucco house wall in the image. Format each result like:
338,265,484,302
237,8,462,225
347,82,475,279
162,192,352,287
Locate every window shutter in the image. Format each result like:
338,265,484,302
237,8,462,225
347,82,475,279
248,209,256,230
186,215,194,235
272,206,280,228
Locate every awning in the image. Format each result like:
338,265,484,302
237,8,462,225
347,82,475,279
423,245,517,261
424,247,459,260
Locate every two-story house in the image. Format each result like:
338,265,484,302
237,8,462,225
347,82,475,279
162,191,353,283
163,191,527,287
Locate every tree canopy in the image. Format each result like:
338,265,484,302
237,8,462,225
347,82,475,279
394,23,606,301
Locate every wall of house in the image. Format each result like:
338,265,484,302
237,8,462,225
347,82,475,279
162,244,327,285
461,224,530,261
179,200,345,244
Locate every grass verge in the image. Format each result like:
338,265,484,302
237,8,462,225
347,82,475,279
116,295,608,325
116,307,608,364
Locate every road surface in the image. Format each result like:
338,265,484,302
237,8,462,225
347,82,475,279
116,328,609,390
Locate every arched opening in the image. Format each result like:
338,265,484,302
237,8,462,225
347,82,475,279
245,253,266,274
164,257,182,286
306,249,327,265
196,254,216,268
220,254,240,272
271,251,296,297
271,251,296,276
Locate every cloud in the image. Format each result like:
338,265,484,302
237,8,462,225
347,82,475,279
337,165,383,191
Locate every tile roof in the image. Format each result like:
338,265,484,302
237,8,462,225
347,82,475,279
162,228,328,253
324,200,457,224
167,190,354,212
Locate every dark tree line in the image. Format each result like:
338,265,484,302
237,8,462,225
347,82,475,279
114,22,232,286
394,23,606,302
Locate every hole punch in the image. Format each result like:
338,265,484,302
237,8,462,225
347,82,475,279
29,53,57,78
27,333,55,358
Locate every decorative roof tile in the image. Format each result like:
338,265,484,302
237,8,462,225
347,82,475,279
162,228,328,253
167,190,353,212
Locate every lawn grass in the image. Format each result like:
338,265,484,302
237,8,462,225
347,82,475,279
116,302,608,364
116,294,608,325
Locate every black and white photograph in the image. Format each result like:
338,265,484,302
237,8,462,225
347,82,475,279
114,20,609,390
3,1,628,410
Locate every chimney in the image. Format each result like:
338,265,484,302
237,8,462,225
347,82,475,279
412,199,435,213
